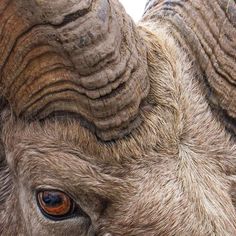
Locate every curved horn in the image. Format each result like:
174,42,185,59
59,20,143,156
144,0,236,133
0,0,150,141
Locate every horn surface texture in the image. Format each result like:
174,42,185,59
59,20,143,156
0,0,150,141
144,0,236,133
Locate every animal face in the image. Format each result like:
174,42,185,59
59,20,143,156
0,0,236,235
1,27,236,233
1,102,236,235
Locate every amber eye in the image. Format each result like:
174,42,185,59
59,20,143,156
37,190,75,220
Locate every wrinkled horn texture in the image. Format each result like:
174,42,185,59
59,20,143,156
144,0,236,134
0,0,150,141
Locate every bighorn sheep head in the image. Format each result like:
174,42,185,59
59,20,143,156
0,0,236,235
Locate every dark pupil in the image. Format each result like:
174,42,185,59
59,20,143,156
43,192,63,206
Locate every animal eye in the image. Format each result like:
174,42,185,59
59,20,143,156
37,190,75,220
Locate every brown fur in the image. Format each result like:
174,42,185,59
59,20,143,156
0,22,236,236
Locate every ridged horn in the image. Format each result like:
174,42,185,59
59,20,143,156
144,0,236,133
0,0,150,141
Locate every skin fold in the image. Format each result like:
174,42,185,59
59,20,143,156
0,0,236,235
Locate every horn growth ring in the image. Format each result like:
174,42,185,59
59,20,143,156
0,0,150,141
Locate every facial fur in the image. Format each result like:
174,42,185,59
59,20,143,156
0,23,236,235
